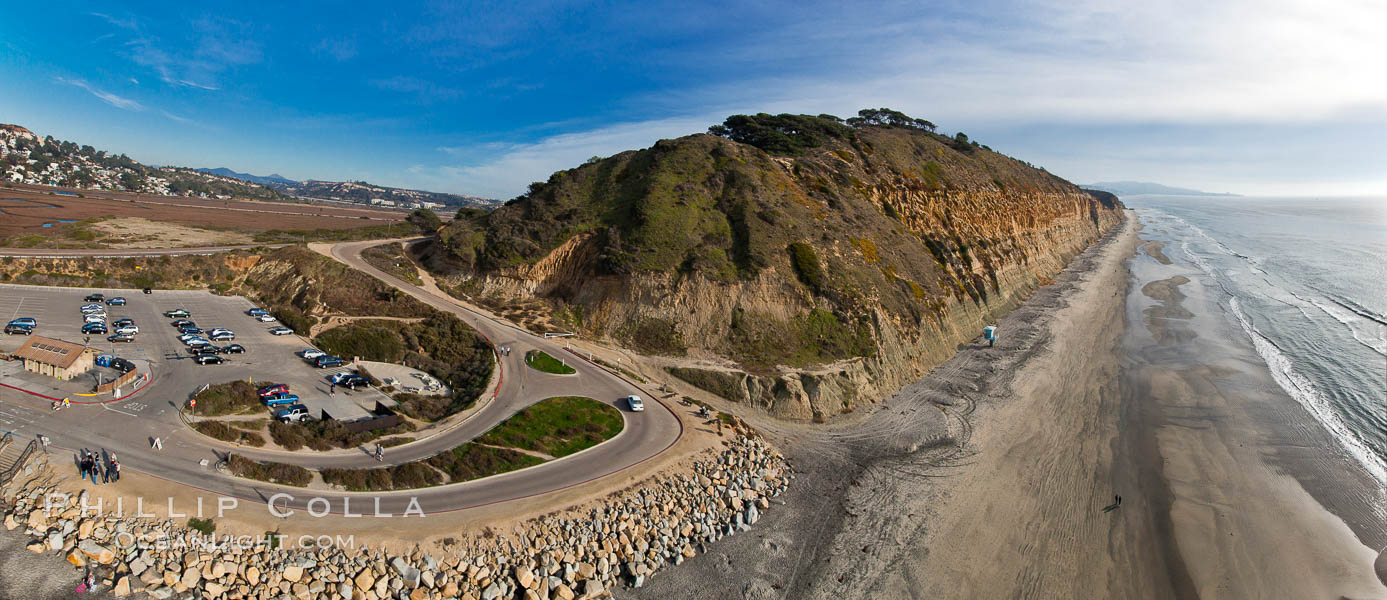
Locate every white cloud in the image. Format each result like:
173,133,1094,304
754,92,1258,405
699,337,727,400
57,77,143,111
418,0,1386,198
412,115,724,198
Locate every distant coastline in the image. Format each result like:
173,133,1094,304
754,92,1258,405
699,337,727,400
1082,180,1240,197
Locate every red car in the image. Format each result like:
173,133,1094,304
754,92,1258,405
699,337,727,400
257,384,289,397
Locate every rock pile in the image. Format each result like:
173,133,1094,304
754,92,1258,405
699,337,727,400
1,436,789,599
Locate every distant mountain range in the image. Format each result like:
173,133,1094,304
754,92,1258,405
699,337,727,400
194,167,297,186
1081,181,1239,197
195,168,497,208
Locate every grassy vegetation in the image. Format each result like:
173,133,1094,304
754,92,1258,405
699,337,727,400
476,396,623,458
226,455,312,487
316,396,616,492
315,323,406,362
192,420,266,447
617,317,687,356
787,242,826,292
667,367,743,401
361,242,424,285
321,443,545,492
524,350,576,375
427,444,543,482
726,308,874,369
186,518,216,535
192,380,276,416
313,313,494,422
270,307,315,336
268,419,416,452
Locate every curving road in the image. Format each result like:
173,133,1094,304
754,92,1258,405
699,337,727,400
0,239,682,514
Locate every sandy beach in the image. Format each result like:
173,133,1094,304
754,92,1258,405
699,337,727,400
633,212,1387,599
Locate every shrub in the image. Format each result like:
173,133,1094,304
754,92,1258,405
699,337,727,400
187,518,216,535
787,242,825,293
227,455,311,487
315,324,405,362
271,307,316,336
193,380,275,416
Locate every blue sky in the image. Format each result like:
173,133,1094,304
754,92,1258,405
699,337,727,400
1,0,1383,199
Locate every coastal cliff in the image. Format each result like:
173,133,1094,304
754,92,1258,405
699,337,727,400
423,111,1124,420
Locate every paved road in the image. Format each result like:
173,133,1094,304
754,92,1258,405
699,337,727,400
0,244,290,258
0,242,682,514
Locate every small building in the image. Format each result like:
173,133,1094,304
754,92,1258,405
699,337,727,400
14,335,95,380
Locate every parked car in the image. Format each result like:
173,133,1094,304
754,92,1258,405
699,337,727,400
269,327,294,336
142,287,152,294
193,354,225,365
191,346,221,356
256,314,277,322
171,319,194,328
340,375,370,389
80,303,104,311
9,317,36,327
81,323,108,334
163,309,190,318
83,293,104,302
105,297,127,306
263,392,299,406
177,333,201,343
276,404,312,423
186,338,212,348
328,371,357,384
107,334,134,343
300,348,326,359
114,325,139,336
314,355,344,369
4,324,34,335
81,307,106,315
210,331,235,341
113,318,135,327
247,308,269,317
111,357,135,373
221,344,246,354
179,327,204,335
257,383,290,397
83,315,108,324
626,395,645,412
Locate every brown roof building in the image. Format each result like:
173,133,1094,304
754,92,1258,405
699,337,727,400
14,335,95,380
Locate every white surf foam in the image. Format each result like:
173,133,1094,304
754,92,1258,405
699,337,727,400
1229,296,1387,489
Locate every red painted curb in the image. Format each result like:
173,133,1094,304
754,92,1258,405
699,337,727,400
0,372,150,405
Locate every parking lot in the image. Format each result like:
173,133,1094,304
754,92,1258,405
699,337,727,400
0,283,388,424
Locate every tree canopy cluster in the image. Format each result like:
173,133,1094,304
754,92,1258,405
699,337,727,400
846,108,936,132
708,113,854,155
709,108,944,155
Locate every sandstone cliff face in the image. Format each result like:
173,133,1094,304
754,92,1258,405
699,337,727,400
428,119,1124,420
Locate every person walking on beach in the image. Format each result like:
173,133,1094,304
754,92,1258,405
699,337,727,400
112,460,120,482
78,453,90,482
329,383,336,397
375,443,384,462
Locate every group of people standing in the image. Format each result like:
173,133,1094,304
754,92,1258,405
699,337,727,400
78,449,119,484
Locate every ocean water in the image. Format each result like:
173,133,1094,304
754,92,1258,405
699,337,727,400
1127,195,1387,486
